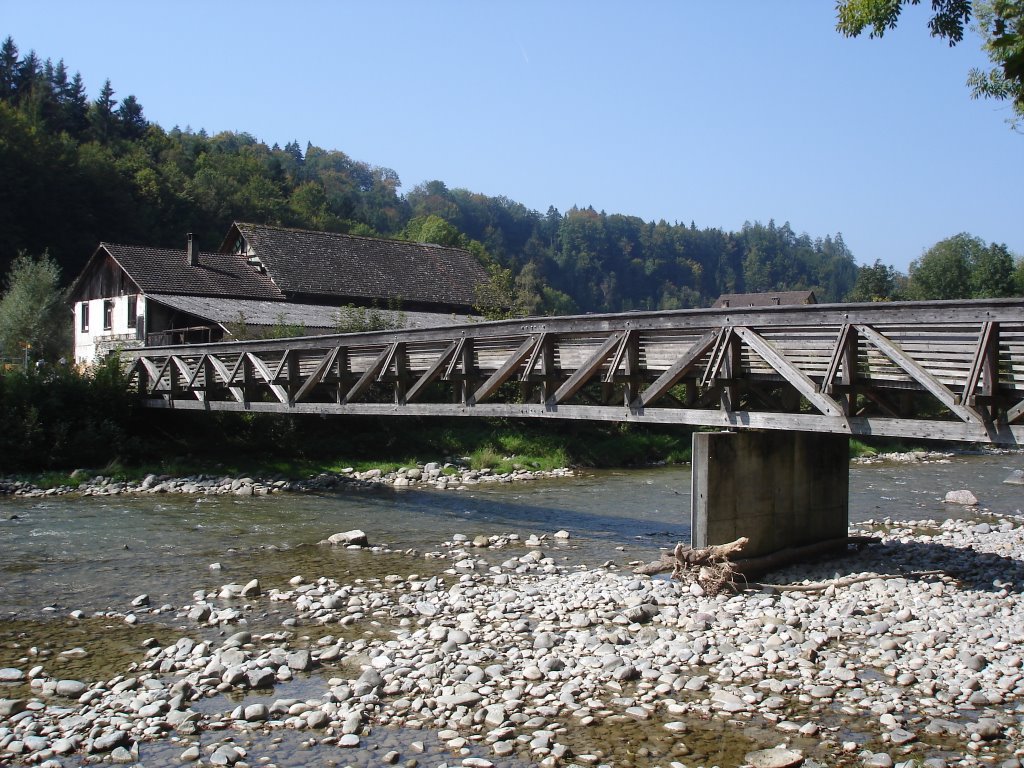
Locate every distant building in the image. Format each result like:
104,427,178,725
712,290,817,309
67,223,489,364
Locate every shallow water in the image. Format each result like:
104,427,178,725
1,453,1021,619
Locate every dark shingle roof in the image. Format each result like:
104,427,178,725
230,223,488,309
95,244,284,300
712,290,817,308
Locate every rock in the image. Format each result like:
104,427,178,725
180,745,201,761
0,698,27,717
247,668,276,689
110,746,135,763
339,734,360,747
244,703,269,721
863,754,895,768
969,718,1002,740
287,649,312,671
0,667,25,682
745,748,805,768
91,730,129,752
54,679,88,697
239,578,261,597
944,489,978,505
1004,469,1024,485
131,593,150,607
554,530,570,539
326,529,368,547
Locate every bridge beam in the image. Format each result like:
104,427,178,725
690,431,849,560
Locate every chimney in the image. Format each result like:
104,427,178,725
187,233,198,266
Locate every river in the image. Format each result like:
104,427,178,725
0,451,1021,767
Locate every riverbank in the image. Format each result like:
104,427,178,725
4,443,1019,500
4,510,1024,767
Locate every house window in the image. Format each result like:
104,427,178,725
103,299,114,330
80,303,89,332
127,296,137,328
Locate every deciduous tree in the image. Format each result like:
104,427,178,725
837,0,1024,127
0,252,70,363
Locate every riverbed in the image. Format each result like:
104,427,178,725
1,451,1022,767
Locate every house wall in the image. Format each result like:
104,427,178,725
74,294,145,365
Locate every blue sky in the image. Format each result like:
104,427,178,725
4,1,1021,272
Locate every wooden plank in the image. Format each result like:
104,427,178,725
732,326,843,417
293,347,340,403
856,324,983,424
603,330,635,383
470,335,537,405
821,324,852,395
636,329,720,408
962,321,995,404
406,340,460,403
444,337,466,380
548,332,624,406
700,328,732,388
170,356,202,401
205,354,245,403
245,352,290,405
137,398,1024,446
120,297,1024,359
1007,398,1024,425
138,356,163,395
343,343,395,404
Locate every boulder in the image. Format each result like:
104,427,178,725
745,749,805,768
944,489,979,506
325,530,368,547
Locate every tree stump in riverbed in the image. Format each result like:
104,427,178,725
634,535,877,594
634,537,748,594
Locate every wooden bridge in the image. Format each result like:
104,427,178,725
124,298,1024,446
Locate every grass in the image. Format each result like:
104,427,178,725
7,409,952,490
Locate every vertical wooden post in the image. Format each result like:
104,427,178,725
459,339,475,405
393,342,408,405
720,333,740,412
335,348,349,405
286,350,300,405
540,336,555,403
622,331,640,406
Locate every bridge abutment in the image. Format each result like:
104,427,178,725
690,431,849,559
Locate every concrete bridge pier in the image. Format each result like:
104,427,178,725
690,431,849,559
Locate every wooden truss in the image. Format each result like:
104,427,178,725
124,299,1024,445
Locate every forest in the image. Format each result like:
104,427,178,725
0,34,1020,323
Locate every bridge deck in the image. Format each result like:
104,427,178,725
124,298,1024,445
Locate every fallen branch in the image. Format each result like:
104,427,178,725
755,569,947,592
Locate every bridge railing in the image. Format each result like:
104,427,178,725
122,298,1024,445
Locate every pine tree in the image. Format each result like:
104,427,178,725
89,78,117,142
117,94,147,140
0,37,18,102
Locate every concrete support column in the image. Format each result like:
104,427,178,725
690,431,849,559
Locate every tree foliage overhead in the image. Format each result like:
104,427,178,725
836,0,1024,127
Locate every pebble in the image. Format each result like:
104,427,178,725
3,510,1024,768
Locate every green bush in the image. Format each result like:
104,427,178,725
0,356,137,471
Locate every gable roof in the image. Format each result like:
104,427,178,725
68,243,284,302
225,223,488,310
712,290,817,308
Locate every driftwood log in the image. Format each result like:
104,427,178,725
634,535,881,593
634,537,748,576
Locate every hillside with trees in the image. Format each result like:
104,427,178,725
0,34,1019,330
